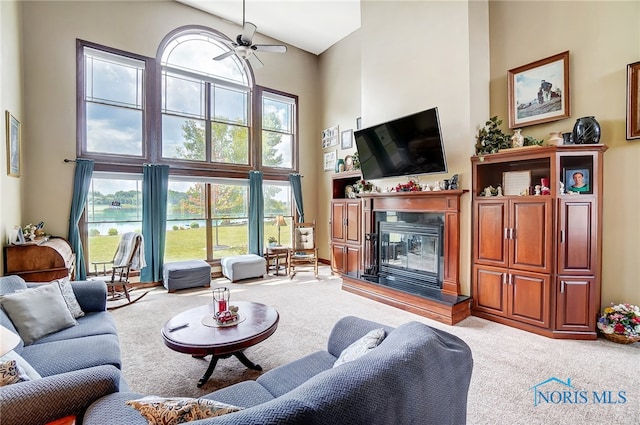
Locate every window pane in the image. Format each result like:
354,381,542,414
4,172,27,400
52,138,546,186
87,103,142,155
263,97,292,132
211,183,249,256
86,176,142,265
211,123,248,164
262,131,292,168
264,183,292,246
212,85,248,125
85,51,143,108
162,117,206,160
166,181,207,262
163,73,205,118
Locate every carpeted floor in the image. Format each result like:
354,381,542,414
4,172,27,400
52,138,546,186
111,266,639,424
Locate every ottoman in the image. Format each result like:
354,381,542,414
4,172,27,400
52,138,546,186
221,254,267,282
163,260,211,292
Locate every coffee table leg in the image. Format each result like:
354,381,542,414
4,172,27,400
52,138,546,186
197,356,220,388
234,351,262,371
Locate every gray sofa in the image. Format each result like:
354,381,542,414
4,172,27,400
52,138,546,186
84,315,473,425
0,275,124,425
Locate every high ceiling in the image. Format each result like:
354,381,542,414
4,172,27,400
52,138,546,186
176,0,361,55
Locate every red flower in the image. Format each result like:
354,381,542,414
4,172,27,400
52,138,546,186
614,323,626,334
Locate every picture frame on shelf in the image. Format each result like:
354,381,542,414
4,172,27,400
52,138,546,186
5,110,20,177
323,150,337,171
322,125,339,149
502,170,531,196
507,51,570,129
341,129,353,150
564,168,591,194
626,61,640,140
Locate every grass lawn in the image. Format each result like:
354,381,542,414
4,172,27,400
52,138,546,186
88,225,291,264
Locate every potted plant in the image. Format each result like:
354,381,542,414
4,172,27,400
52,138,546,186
475,116,543,155
597,303,640,344
267,236,277,247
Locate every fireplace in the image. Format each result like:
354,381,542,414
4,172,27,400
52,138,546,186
341,190,471,325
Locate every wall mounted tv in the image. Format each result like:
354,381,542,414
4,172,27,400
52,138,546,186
354,107,447,180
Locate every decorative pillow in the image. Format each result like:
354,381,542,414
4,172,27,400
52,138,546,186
333,328,386,367
126,396,242,425
0,360,30,386
56,278,85,318
0,350,41,380
0,283,77,345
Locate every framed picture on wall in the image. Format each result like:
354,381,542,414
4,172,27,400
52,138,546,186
323,150,337,171
627,61,640,139
5,110,20,177
322,125,339,149
507,51,570,129
341,129,353,150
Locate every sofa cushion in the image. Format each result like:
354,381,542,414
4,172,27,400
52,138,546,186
32,311,118,345
0,360,31,386
333,327,385,367
204,380,275,408
56,278,85,318
1,350,41,380
0,283,77,345
0,275,28,295
126,396,242,424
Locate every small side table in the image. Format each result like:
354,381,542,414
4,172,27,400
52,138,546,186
265,246,289,276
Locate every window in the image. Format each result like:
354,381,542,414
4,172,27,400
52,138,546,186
82,47,146,157
262,90,295,169
86,173,143,268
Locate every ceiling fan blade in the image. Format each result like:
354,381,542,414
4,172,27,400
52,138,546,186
240,22,257,45
213,50,235,61
248,53,264,69
252,44,287,54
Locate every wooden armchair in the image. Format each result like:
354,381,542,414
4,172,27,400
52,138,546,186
287,220,318,279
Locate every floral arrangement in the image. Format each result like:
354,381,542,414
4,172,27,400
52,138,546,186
597,303,640,337
395,179,421,192
355,179,373,193
21,223,44,241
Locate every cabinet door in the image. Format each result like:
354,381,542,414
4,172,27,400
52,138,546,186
556,277,594,331
510,198,552,274
345,246,361,274
557,199,595,274
331,201,346,242
508,270,550,328
474,200,508,267
331,244,346,273
473,265,507,316
345,200,361,244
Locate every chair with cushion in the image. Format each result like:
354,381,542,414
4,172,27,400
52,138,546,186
91,232,145,304
287,220,318,279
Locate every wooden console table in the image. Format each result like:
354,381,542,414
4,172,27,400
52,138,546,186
3,237,75,281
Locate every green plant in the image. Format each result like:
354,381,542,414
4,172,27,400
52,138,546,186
190,222,200,229
89,229,100,237
475,116,511,154
107,228,118,236
351,152,361,170
268,236,277,244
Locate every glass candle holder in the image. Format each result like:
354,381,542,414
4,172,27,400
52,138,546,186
212,287,230,316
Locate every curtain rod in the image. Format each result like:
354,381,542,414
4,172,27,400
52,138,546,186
63,159,77,163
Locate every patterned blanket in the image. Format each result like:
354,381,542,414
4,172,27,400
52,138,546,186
112,232,146,270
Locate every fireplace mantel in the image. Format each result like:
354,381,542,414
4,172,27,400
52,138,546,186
341,189,471,325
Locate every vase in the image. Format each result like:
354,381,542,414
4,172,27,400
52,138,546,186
572,116,601,145
547,131,563,146
562,132,573,144
335,158,345,173
511,129,524,148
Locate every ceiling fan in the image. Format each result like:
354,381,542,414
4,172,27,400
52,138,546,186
213,0,287,68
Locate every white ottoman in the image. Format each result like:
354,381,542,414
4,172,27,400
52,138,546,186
163,260,211,292
221,254,267,282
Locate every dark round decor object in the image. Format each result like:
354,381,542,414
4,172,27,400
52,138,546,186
572,116,601,144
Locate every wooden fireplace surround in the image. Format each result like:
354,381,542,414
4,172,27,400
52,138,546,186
341,190,471,325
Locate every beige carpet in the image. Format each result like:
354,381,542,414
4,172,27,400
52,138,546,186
111,266,639,424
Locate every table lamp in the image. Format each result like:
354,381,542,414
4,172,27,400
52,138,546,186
275,215,287,246
0,325,21,356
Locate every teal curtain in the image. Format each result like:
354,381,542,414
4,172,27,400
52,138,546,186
141,164,169,283
289,173,304,222
248,171,264,255
67,159,94,280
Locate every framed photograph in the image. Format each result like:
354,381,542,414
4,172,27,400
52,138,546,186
507,51,570,129
16,227,25,245
564,168,591,194
5,110,20,177
627,61,640,140
323,150,337,171
502,171,531,196
356,117,362,130
341,129,353,150
322,125,339,149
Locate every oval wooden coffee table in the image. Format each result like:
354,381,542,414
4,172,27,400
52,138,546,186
161,301,279,387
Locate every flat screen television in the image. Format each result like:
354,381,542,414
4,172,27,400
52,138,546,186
354,107,447,180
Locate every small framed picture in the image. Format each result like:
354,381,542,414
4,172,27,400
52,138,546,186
5,110,21,177
16,227,25,244
564,168,591,194
322,125,339,149
323,150,337,171
356,117,362,130
341,129,353,150
502,171,531,196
